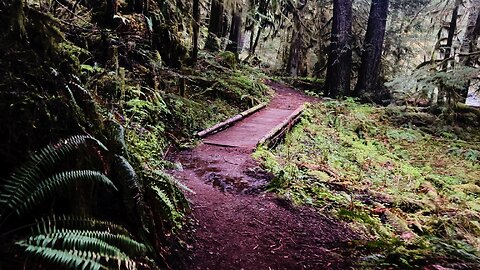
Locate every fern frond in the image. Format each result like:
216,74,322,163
106,120,128,155
0,135,108,216
17,242,139,270
16,243,106,270
113,155,151,233
33,228,147,255
10,170,116,216
149,185,182,224
114,155,145,208
152,169,193,194
44,215,132,236
151,170,190,211
150,186,176,213
24,234,127,258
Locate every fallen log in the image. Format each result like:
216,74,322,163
197,102,267,137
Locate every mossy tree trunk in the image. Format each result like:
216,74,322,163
438,0,460,105
246,0,270,60
151,14,187,68
1,0,26,38
190,0,201,64
325,0,353,98
205,0,225,51
285,0,307,77
354,0,389,102
226,9,242,59
313,15,331,77
459,0,480,102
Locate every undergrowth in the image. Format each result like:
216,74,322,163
254,99,480,269
0,0,271,268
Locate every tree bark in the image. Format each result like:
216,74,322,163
226,9,242,58
458,0,480,102
354,0,389,102
106,0,117,25
313,15,332,77
190,0,200,64
286,0,307,77
205,0,225,51
325,0,353,98
246,0,270,59
444,0,460,61
438,0,460,105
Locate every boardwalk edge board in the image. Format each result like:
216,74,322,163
257,105,305,147
197,102,268,138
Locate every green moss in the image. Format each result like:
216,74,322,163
255,100,480,267
218,51,237,68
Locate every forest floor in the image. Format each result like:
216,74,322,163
170,83,362,269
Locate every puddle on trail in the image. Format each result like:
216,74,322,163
176,152,273,194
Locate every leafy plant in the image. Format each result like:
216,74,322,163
0,135,148,270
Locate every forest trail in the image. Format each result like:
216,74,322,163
202,82,311,148
171,83,361,270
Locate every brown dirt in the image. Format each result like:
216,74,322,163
171,82,362,269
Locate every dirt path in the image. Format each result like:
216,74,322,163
171,82,360,269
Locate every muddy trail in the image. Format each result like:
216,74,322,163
171,82,361,269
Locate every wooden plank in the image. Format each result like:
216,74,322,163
266,113,303,148
257,105,304,146
197,102,267,138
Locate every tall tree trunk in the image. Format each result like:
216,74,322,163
354,0,389,102
462,0,480,66
246,0,270,59
226,9,243,58
3,0,26,38
251,27,262,55
325,0,353,98
248,26,256,54
313,15,332,77
438,0,460,105
190,0,200,64
286,0,307,77
106,0,117,25
205,0,225,51
244,26,262,62
459,0,480,102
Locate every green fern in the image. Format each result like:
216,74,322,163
8,170,116,216
32,216,147,254
17,242,140,270
114,155,145,209
0,136,145,269
42,215,133,236
33,229,147,255
21,234,127,258
151,170,190,212
113,155,150,233
152,169,193,195
13,215,148,269
17,244,107,270
149,185,182,225
0,135,108,217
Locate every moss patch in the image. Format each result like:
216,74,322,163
254,99,480,268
